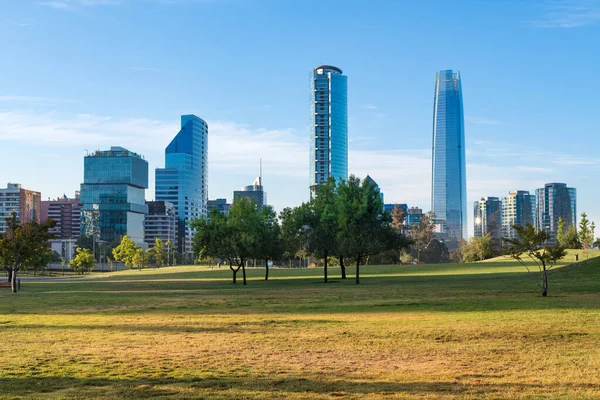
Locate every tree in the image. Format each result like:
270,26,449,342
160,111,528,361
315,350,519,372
557,217,565,245
391,205,406,234
228,197,262,285
256,205,283,281
0,213,56,293
279,205,309,269
165,240,175,266
131,247,148,270
420,238,450,264
560,225,580,249
192,209,241,284
149,238,167,268
408,211,435,261
112,236,138,268
307,177,340,283
461,234,494,262
579,212,595,255
504,224,566,297
337,176,410,284
69,247,95,274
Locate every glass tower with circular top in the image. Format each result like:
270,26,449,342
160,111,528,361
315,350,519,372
310,65,348,188
432,70,467,241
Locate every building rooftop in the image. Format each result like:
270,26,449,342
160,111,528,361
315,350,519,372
314,65,343,74
86,147,145,160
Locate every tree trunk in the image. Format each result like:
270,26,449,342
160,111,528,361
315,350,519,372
355,257,360,284
324,250,328,283
265,258,269,281
241,259,247,285
7,268,12,283
229,260,237,284
542,265,548,297
11,267,18,293
339,255,346,279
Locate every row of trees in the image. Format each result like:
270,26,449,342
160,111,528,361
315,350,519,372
112,236,173,269
192,176,412,285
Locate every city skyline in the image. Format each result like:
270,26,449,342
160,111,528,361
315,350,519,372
1,1,600,237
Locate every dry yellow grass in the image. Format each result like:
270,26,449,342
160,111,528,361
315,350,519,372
1,258,599,399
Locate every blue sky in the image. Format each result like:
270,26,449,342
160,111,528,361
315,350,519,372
1,0,599,237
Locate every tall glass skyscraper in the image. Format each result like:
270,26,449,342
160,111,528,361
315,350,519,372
535,183,576,244
155,115,208,257
502,190,536,240
310,65,348,187
80,146,148,246
431,70,467,241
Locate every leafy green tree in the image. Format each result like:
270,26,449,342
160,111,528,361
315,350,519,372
112,236,138,268
165,240,174,266
279,205,309,269
149,237,167,267
0,213,56,292
557,217,565,245
256,205,283,281
337,176,410,284
560,225,580,249
228,197,262,285
504,224,566,297
306,177,340,282
579,212,595,254
69,247,95,274
461,234,494,262
192,209,241,283
132,247,148,270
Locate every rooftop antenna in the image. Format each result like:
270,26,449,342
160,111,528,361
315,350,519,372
259,158,262,186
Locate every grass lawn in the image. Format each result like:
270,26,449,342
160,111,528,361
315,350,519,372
1,254,600,399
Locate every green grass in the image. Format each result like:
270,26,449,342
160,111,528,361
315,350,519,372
1,255,600,399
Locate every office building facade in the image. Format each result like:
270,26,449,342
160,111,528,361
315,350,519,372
535,183,577,244
144,201,177,249
233,177,266,210
407,207,424,227
41,193,82,239
473,197,502,246
80,147,148,246
155,115,208,257
502,190,536,240
310,65,348,187
0,183,41,233
431,70,467,242
208,198,231,219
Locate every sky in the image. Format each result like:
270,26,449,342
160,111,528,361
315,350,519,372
1,0,599,237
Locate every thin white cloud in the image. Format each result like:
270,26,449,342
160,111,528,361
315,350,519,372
533,0,600,28
361,104,377,110
465,116,503,125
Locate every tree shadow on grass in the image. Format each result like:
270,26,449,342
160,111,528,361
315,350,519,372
0,375,599,399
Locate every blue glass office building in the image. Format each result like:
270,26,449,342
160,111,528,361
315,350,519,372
431,70,467,241
310,65,348,187
535,183,577,244
80,146,149,245
155,115,208,256
502,190,536,240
